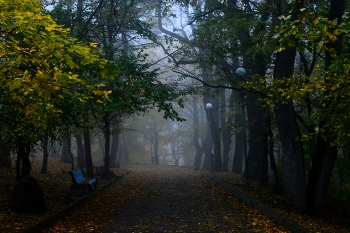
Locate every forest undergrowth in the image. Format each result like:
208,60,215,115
0,157,349,232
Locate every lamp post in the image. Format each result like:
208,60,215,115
205,102,214,171
236,67,250,187
205,103,212,112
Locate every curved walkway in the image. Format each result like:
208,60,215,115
42,165,289,232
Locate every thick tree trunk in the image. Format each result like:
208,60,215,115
306,134,337,214
232,92,243,174
16,143,31,180
246,93,269,185
274,48,306,209
276,100,306,209
306,0,345,214
84,114,94,177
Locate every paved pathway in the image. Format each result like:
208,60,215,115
98,165,263,233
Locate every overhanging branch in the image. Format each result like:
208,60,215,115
172,70,244,91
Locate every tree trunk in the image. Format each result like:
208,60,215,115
98,135,105,159
306,133,337,214
66,126,74,171
0,137,11,168
16,143,31,180
202,136,212,170
306,0,345,214
274,47,306,209
41,132,49,174
246,92,269,185
109,128,119,167
119,133,130,164
84,114,94,177
221,89,230,172
117,143,125,164
60,137,71,163
103,114,111,179
170,136,176,165
267,117,280,185
49,139,61,157
75,134,85,168
207,97,222,172
192,99,203,168
232,92,243,174
153,124,160,165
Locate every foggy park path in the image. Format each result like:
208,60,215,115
44,164,288,233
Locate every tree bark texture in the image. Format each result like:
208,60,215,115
306,133,337,214
232,92,243,174
274,48,306,209
220,89,230,172
306,0,345,214
267,117,280,185
246,92,269,185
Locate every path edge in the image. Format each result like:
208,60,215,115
206,172,310,233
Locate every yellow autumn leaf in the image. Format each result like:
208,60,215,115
8,79,21,91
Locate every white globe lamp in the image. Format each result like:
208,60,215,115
236,67,246,76
205,103,212,110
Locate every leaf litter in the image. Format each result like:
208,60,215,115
0,159,349,232
42,164,289,233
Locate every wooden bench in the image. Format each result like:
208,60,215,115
68,168,98,196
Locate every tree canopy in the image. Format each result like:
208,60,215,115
0,0,112,146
